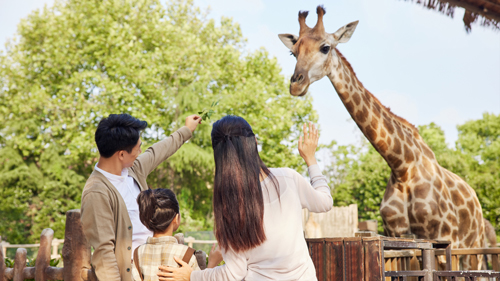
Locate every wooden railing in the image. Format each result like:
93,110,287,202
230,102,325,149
1,209,209,281
1,239,65,260
184,236,217,248
307,236,500,281
0,210,97,281
384,248,500,272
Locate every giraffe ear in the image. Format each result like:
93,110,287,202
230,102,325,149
332,21,359,43
278,34,299,50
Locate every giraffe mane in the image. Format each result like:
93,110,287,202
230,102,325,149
334,48,419,133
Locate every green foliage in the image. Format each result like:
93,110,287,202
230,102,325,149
325,114,500,238
0,0,317,242
456,113,500,238
198,100,219,121
4,257,14,268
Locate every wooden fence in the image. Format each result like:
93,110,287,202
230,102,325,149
0,210,95,281
303,204,358,238
0,239,64,261
307,236,500,281
1,209,211,281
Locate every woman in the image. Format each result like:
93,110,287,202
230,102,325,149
158,116,333,281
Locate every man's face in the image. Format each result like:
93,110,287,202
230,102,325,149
121,138,142,168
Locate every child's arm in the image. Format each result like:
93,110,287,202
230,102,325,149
207,244,223,268
132,115,201,177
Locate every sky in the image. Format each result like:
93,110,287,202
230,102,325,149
1,0,500,150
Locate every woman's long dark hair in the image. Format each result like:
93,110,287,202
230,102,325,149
211,115,279,253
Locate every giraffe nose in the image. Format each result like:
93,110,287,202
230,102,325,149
291,73,304,84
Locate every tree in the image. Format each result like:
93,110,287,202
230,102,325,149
325,114,500,238
0,0,317,243
456,113,500,237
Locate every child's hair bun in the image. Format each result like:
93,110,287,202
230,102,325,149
137,188,180,233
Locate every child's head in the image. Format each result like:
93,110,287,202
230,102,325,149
137,188,180,233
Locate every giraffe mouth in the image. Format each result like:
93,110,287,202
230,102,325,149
290,83,309,97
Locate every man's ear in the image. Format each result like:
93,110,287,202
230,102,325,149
332,21,359,43
278,34,299,50
118,151,125,160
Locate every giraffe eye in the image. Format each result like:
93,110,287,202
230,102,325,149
320,45,330,54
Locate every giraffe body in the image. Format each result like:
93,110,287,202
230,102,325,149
278,6,486,266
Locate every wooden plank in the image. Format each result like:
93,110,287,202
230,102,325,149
492,254,500,271
345,238,363,281
22,267,35,279
62,210,94,281
451,255,458,270
13,248,27,281
470,254,478,270
324,238,344,281
391,257,397,271
384,250,417,258
307,238,326,281
446,248,500,255
45,267,64,280
363,238,384,281
35,228,54,281
384,258,391,281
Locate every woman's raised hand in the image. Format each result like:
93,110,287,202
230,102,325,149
298,122,319,167
158,257,193,281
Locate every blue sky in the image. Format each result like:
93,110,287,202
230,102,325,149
2,0,499,149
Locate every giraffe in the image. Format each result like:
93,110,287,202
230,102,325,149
278,6,488,268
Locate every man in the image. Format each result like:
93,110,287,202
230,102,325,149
81,113,201,281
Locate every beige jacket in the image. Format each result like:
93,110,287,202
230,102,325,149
80,126,192,281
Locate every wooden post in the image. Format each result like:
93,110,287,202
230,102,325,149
470,254,478,269
492,253,500,271
306,238,325,281
324,238,344,281
2,241,8,259
422,249,434,281
62,209,93,281
363,237,383,281
174,233,185,245
344,237,363,281
13,248,27,281
0,239,5,281
35,228,54,281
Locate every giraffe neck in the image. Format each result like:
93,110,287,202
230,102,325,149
326,49,436,178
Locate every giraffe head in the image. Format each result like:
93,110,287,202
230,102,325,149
279,6,359,96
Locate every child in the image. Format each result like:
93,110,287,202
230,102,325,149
133,188,222,281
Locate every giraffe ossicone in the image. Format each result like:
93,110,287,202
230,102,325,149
279,5,493,270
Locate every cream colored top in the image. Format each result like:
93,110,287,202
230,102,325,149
191,164,332,281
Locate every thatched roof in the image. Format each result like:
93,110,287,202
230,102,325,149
404,0,500,32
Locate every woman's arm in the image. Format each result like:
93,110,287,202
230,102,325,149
295,122,333,212
158,247,248,281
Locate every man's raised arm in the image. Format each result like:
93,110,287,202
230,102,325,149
132,115,201,177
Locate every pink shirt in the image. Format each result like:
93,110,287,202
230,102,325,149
191,164,332,281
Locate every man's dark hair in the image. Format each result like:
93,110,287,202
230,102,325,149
95,114,148,158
